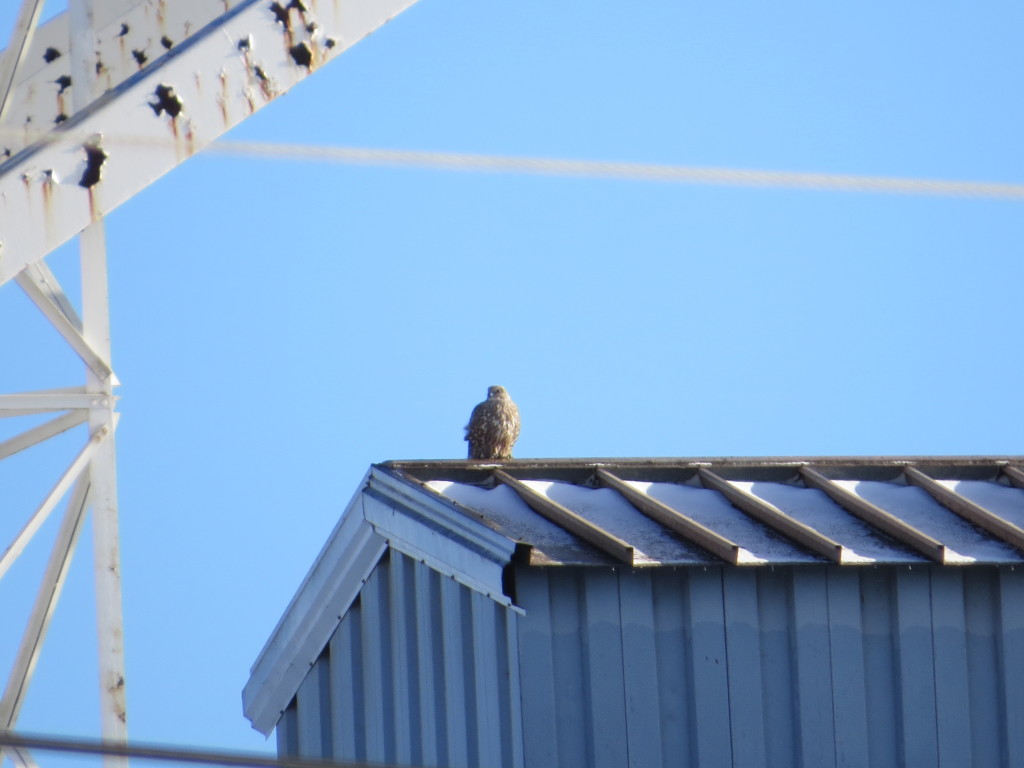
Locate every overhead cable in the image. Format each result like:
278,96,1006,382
2,127,1023,200
0,731,398,768
207,141,1024,200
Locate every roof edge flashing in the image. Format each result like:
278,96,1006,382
368,465,517,565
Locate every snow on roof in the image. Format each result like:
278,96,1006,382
833,480,1020,564
395,457,1024,567
426,480,611,565
736,482,917,564
633,481,806,563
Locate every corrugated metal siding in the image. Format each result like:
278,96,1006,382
278,548,524,768
514,564,1024,768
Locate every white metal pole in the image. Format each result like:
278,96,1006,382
69,0,128,752
80,220,128,754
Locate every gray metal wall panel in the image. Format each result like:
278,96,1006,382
648,570,694,763
619,571,664,768
516,568,560,767
930,569,972,767
279,549,523,768
412,560,445,766
999,569,1024,766
791,570,837,768
272,556,1023,768
721,568,766,768
360,562,392,764
388,552,416,766
894,568,938,766
686,569,732,768
328,604,365,762
295,654,332,758
275,703,298,757
964,569,1001,766
502,592,526,768
753,569,797,768
826,569,871,767
514,565,1024,768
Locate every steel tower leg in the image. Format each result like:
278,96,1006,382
81,221,128,757
71,0,128,757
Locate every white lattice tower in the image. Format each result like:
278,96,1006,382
0,0,421,763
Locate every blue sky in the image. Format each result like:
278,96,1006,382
1,0,1023,760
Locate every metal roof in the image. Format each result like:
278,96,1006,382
382,457,1024,567
246,455,1024,735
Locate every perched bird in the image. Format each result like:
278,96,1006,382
465,385,521,460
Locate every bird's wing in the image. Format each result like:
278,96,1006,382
464,401,485,439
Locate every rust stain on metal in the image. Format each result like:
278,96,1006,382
270,2,296,56
237,39,275,101
41,171,57,236
182,119,197,158
218,70,229,125
95,56,110,93
56,81,69,124
107,673,128,724
253,65,274,100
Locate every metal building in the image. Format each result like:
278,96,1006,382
243,458,1024,767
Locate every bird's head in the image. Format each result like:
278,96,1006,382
487,385,508,399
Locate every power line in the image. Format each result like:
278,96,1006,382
2,128,1022,200
0,731,396,768
206,141,1024,201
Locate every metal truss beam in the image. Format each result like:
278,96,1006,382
0,390,112,412
17,261,84,332
0,425,109,581
0,476,90,730
17,267,113,380
0,411,88,460
0,0,422,286
0,0,45,123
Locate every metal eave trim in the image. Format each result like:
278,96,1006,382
364,466,518,602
